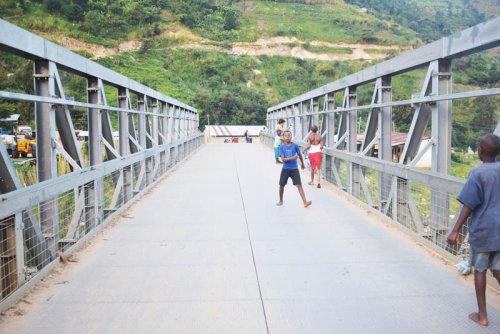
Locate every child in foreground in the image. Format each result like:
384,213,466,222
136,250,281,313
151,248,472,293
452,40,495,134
276,130,312,208
447,134,500,327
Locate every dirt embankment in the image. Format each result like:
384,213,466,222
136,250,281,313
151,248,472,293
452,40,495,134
226,37,405,61
41,31,407,61
38,32,141,58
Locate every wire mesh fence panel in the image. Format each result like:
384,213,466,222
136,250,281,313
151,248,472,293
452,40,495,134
23,205,52,282
0,217,17,299
57,189,78,251
357,166,380,209
337,159,348,192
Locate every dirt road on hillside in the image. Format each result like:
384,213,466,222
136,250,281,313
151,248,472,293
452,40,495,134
41,31,408,61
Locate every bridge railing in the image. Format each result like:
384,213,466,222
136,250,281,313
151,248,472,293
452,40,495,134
0,19,203,306
263,17,499,262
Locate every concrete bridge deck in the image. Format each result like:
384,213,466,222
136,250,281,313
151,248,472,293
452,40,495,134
1,142,499,333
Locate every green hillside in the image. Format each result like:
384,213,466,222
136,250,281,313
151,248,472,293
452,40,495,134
344,0,492,42
0,0,498,150
237,1,418,45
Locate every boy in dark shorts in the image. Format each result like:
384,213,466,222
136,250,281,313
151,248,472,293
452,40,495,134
277,130,312,208
447,134,500,327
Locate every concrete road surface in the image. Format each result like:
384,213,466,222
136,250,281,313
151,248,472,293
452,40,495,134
1,142,499,333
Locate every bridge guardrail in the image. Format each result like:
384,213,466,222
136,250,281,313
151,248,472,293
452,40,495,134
0,18,203,307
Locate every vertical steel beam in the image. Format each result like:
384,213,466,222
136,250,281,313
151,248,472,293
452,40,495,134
172,105,177,142
432,60,452,175
312,98,319,129
86,77,103,231
327,94,336,147
34,61,57,181
379,77,393,212
325,94,335,183
379,77,392,162
151,99,159,179
430,59,452,236
118,88,130,156
347,86,359,197
167,104,174,168
137,95,147,149
144,109,153,185
87,78,102,166
174,106,180,162
14,212,24,287
34,60,58,255
118,88,132,204
136,95,147,189
285,106,292,135
300,105,305,140
159,101,167,173
292,104,299,140
181,108,185,157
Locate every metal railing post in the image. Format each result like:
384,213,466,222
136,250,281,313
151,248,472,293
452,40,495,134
35,60,58,255
431,59,452,240
347,86,359,197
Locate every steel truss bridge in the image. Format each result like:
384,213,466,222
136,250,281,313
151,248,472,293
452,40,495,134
0,16,499,333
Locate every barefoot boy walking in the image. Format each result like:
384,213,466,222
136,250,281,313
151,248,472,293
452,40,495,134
303,125,324,188
276,130,312,208
447,134,500,327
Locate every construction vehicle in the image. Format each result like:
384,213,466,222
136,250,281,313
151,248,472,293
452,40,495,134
12,126,36,158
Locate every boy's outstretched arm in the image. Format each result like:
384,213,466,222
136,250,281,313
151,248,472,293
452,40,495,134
447,205,472,244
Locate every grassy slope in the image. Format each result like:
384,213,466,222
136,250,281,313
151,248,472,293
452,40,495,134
238,1,419,45
96,48,365,109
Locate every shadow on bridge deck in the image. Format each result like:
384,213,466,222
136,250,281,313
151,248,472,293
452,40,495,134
1,142,499,333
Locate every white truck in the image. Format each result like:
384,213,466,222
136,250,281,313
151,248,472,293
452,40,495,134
0,127,14,155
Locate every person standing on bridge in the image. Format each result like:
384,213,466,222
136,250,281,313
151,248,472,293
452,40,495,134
302,125,324,188
277,130,312,208
274,119,286,163
447,133,500,327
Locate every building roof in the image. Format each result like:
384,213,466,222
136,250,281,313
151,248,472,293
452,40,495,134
0,114,20,122
205,125,266,137
356,132,410,146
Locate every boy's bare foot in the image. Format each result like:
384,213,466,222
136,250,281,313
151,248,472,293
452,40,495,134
469,312,488,326
308,181,314,186
276,201,283,206
304,201,312,208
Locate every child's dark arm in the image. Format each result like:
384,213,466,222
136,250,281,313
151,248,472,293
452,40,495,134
447,205,472,244
298,153,305,169
281,154,298,162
